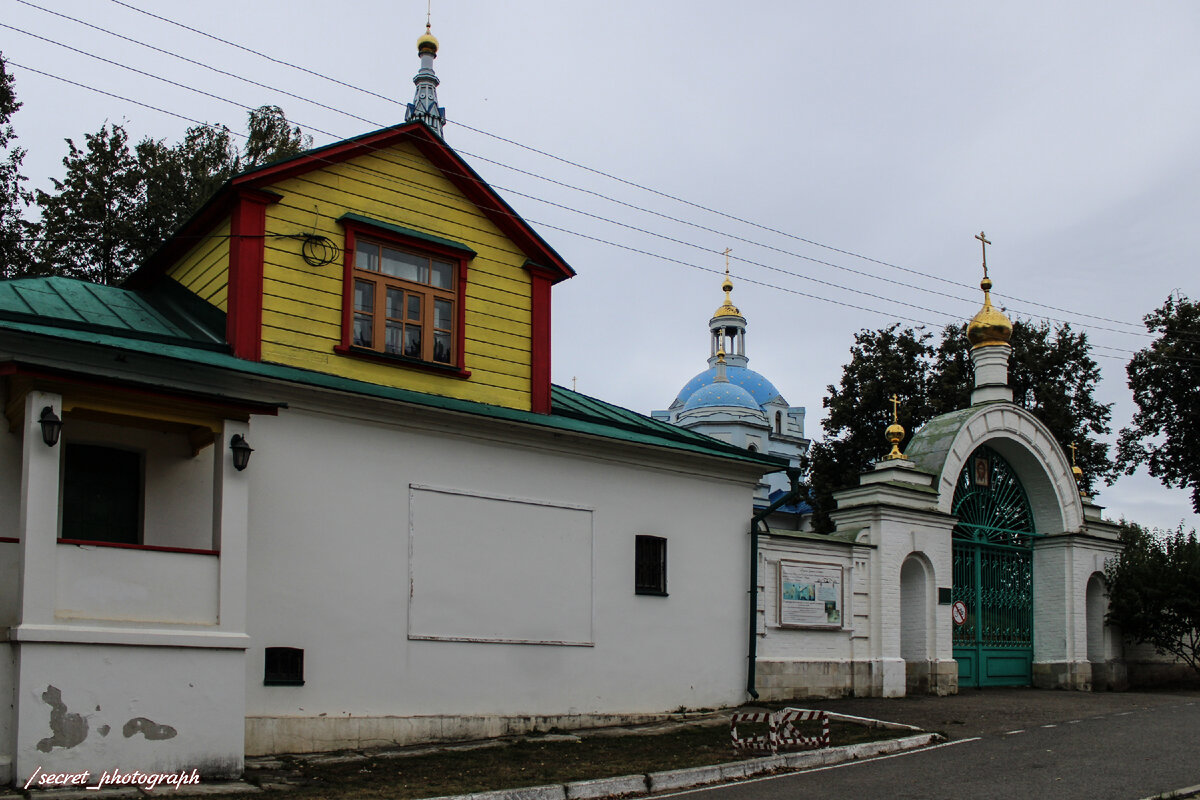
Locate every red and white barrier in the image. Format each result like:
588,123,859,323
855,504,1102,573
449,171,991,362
730,708,831,754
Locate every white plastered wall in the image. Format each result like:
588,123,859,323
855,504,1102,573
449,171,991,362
242,404,760,753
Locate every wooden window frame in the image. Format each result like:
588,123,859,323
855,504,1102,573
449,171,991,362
635,534,668,596
337,219,471,377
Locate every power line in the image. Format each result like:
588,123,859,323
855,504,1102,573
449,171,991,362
93,0,1150,333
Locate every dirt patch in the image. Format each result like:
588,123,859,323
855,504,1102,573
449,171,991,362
230,719,909,800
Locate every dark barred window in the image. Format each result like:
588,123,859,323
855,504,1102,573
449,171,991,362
635,535,667,596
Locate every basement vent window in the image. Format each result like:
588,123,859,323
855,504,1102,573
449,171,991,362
264,647,305,686
635,535,668,596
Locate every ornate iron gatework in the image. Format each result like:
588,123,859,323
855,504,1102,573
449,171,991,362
951,445,1036,687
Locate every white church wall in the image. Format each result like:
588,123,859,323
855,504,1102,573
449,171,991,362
0,643,13,786
242,403,759,754
13,643,244,783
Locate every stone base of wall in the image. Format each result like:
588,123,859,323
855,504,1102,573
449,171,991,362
754,659,956,701
905,659,959,696
1032,660,1093,690
246,711,709,756
1126,661,1199,689
1090,660,1129,691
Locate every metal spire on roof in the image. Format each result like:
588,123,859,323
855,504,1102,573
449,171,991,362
406,12,446,138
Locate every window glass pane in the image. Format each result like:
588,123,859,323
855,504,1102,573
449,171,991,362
407,294,422,321
386,288,404,320
381,247,426,283
404,325,422,358
385,322,402,354
434,298,452,331
355,243,379,273
433,331,451,363
354,280,374,312
431,259,454,289
353,313,373,347
61,444,141,544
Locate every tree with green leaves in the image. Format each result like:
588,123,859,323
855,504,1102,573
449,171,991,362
35,123,143,286
32,106,312,284
1117,294,1200,513
0,53,34,279
808,319,1112,531
1104,520,1200,676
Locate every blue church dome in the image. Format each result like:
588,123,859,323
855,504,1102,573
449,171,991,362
674,365,782,410
681,380,762,412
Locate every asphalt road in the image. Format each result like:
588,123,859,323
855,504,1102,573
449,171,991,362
675,692,1200,800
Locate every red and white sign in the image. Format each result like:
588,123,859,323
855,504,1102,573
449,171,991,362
951,600,968,626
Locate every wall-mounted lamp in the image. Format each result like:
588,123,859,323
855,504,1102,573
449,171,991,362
230,434,254,471
39,406,63,447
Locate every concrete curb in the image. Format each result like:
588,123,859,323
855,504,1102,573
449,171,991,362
421,732,942,800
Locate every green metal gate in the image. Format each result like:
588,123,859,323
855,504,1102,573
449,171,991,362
951,445,1036,687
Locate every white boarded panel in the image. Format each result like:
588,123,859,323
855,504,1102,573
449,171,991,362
408,485,594,646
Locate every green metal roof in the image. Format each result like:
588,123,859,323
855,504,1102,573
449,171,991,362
0,277,225,349
0,278,785,471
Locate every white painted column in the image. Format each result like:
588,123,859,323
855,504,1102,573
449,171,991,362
213,420,250,633
17,390,62,626
970,344,1014,405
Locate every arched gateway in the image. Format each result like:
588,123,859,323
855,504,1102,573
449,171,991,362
950,445,1036,686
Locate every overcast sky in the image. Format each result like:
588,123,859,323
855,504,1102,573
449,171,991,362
3,0,1198,532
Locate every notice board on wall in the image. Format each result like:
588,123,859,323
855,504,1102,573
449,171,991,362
778,559,843,629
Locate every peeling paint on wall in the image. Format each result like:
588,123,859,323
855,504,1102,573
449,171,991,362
123,717,177,740
35,686,89,752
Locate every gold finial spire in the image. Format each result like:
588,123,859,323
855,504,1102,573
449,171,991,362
417,2,439,54
1069,442,1084,484
713,248,741,317
966,230,1013,349
884,393,908,460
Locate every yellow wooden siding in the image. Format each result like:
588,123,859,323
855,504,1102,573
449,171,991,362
166,217,231,311
257,141,538,410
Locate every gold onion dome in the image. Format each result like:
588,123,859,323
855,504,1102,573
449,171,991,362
966,275,1013,349
417,24,439,54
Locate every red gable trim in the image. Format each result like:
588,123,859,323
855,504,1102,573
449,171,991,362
227,189,279,361
128,123,573,289
232,122,575,283
524,262,556,414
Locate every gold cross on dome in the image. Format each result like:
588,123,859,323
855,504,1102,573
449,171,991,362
1068,442,1077,466
889,393,900,424
975,231,992,279
723,247,732,277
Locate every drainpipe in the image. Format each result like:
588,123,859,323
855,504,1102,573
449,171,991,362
747,468,803,700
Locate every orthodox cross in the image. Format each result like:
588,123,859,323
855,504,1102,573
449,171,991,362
975,231,992,279
1068,442,1078,466
572,376,577,392
889,393,901,424
723,247,732,278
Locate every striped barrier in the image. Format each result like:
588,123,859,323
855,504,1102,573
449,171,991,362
729,711,774,753
730,708,831,754
774,708,830,751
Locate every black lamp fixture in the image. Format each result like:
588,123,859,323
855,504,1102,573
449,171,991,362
229,434,254,471
39,406,63,447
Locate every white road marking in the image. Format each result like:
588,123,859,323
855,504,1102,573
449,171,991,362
1004,730,1024,735
1041,724,1057,728
1137,783,1200,800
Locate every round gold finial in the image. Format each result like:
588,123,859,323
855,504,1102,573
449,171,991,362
418,24,439,55
884,394,908,460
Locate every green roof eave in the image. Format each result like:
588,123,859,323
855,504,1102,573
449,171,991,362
0,319,785,471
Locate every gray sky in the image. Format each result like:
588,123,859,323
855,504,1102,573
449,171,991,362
4,0,1198,532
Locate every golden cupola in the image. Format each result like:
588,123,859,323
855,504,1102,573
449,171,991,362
713,273,741,318
966,232,1012,349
